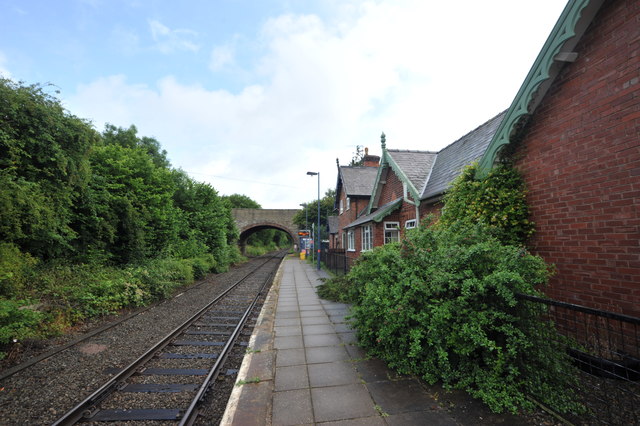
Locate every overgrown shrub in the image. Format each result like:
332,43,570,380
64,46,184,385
348,222,581,415
439,163,535,245
0,243,38,298
0,299,44,350
133,258,194,300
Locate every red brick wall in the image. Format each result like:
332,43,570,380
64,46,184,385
336,186,367,249
419,200,442,224
378,166,404,205
513,0,640,316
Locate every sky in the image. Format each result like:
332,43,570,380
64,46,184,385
0,0,569,209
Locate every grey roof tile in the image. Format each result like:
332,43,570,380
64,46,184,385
327,216,340,234
345,198,403,228
387,150,437,192
421,111,506,200
339,166,378,197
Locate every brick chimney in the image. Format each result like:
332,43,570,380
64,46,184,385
362,147,380,167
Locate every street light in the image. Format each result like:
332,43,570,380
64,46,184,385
306,171,321,270
299,203,308,234
299,203,308,254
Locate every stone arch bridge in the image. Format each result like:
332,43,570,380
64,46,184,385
231,208,300,253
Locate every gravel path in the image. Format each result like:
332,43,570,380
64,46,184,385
0,259,265,425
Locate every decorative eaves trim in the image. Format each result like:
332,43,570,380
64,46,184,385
476,0,604,178
385,152,422,203
346,197,403,229
366,133,389,215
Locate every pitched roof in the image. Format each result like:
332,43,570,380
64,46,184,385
421,111,506,200
327,216,339,234
339,166,378,197
346,197,403,228
386,150,437,194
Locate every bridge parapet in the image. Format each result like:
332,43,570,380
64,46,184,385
231,208,300,253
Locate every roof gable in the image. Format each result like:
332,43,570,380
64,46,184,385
387,149,437,197
477,0,605,177
339,166,378,197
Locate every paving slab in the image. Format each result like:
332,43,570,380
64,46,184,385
221,257,460,426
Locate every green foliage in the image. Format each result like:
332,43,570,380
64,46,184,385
0,243,38,297
346,223,581,414
439,164,534,246
222,193,261,209
293,188,336,240
0,78,245,353
0,299,44,347
349,145,365,166
316,275,357,303
0,79,98,259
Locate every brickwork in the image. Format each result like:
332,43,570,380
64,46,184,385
378,167,404,206
512,0,640,316
231,208,299,254
336,190,370,251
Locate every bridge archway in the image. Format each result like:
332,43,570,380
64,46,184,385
231,209,300,255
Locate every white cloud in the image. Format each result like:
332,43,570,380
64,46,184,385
0,52,12,79
209,44,235,71
67,0,566,208
148,19,199,53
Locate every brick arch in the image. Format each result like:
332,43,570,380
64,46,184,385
231,209,299,254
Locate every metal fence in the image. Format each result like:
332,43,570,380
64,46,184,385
322,249,354,276
516,294,640,425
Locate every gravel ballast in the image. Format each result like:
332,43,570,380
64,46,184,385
0,258,272,425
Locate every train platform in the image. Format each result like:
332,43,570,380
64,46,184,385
221,255,459,425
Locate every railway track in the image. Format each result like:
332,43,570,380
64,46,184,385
51,251,285,426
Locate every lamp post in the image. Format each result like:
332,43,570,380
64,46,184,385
299,203,308,234
306,171,321,270
299,203,307,254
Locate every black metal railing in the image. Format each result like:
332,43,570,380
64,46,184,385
516,294,640,425
322,249,354,275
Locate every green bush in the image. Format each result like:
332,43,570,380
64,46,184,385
439,163,535,246
35,264,146,319
0,299,44,347
0,243,38,298
190,254,216,279
133,258,194,300
347,222,581,415
316,275,357,303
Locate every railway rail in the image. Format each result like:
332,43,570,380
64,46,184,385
51,250,285,425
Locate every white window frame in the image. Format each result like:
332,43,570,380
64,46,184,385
347,230,355,251
339,199,344,214
361,225,372,251
346,197,351,211
405,219,417,229
384,222,400,244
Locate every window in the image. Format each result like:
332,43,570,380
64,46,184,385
339,199,344,214
361,225,372,251
405,219,417,229
342,232,347,249
347,230,355,251
384,222,400,244
346,197,351,211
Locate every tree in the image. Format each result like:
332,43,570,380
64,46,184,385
294,189,336,240
0,79,98,259
349,145,365,166
222,194,261,209
83,125,180,264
